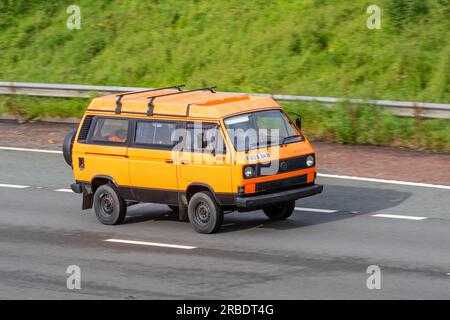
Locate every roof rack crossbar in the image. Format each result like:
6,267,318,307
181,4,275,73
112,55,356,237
115,84,185,114
146,86,216,116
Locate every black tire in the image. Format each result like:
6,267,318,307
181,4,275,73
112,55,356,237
263,201,295,221
168,205,179,214
188,192,223,234
63,128,77,167
93,184,127,225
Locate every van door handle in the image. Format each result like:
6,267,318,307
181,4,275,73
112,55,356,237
165,159,174,164
180,160,190,165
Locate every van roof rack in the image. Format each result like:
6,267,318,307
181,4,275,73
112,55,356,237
146,86,216,116
115,84,185,114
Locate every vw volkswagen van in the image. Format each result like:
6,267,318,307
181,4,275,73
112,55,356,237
63,85,323,233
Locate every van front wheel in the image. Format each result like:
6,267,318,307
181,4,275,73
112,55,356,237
188,192,223,234
263,201,295,221
93,184,127,225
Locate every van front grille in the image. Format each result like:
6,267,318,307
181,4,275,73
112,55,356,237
255,174,307,192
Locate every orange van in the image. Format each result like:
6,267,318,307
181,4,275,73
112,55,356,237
63,85,323,233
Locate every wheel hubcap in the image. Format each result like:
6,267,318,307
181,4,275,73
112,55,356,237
100,193,114,215
195,202,211,224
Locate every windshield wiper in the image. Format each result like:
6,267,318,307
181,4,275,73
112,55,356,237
281,135,301,144
246,135,300,150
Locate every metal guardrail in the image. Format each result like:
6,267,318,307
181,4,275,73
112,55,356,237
1,81,449,118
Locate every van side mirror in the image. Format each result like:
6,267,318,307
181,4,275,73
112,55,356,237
288,112,302,131
295,117,302,130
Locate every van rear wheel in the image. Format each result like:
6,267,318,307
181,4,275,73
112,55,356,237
93,184,127,225
263,201,295,221
188,192,223,234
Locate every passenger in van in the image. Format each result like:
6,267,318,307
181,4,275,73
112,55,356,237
108,128,127,143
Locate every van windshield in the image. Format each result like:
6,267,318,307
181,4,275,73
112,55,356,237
224,110,302,151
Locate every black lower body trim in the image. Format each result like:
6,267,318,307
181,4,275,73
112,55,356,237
74,181,180,206
215,193,236,206
128,187,179,205
117,186,134,200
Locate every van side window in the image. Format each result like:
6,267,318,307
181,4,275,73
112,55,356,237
185,122,227,154
92,118,129,143
135,121,177,147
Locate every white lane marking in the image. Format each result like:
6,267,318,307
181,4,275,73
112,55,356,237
295,207,338,213
0,146,63,154
1,145,449,190
372,214,427,221
104,239,197,250
0,183,29,189
317,173,450,190
54,189,73,193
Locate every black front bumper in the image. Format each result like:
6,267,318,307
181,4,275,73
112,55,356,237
236,184,323,209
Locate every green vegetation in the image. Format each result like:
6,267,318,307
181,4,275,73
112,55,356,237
284,101,450,151
1,95,449,152
0,0,449,101
0,95,87,119
0,0,448,151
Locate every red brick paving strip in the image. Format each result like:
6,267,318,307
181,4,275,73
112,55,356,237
1,121,449,186
314,142,450,186
0,121,77,151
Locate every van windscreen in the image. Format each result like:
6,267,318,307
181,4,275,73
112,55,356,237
224,110,301,151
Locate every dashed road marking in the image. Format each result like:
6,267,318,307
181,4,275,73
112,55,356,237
54,189,73,193
104,239,197,250
0,146,62,154
318,173,450,190
0,183,29,189
372,214,427,221
295,207,338,213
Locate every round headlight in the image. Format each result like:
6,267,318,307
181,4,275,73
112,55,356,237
244,166,256,178
306,155,315,167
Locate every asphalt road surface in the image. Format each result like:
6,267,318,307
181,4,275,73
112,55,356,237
0,149,449,299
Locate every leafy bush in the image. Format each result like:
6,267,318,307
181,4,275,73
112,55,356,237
385,0,430,29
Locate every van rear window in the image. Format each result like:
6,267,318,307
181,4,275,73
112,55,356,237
92,118,129,143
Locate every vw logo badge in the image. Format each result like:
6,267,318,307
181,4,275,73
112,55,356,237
280,161,288,170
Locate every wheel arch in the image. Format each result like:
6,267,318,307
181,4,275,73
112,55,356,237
91,175,118,193
185,183,219,204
